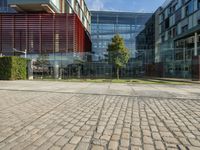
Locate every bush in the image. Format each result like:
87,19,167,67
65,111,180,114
0,56,27,80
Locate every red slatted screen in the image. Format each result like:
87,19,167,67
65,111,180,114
0,13,91,55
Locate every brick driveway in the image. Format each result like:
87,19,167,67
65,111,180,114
0,81,200,150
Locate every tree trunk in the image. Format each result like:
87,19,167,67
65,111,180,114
116,67,120,80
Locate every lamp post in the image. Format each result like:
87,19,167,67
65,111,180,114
13,48,27,58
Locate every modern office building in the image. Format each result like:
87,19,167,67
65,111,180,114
0,0,91,56
0,13,91,55
7,0,91,32
158,0,200,79
136,8,162,56
136,0,200,80
0,0,92,79
136,8,162,76
91,11,152,61
0,0,7,12
136,13,156,63
0,0,14,12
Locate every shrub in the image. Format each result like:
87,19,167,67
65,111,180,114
0,56,27,80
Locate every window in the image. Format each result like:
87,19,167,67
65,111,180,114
161,23,164,32
172,27,177,37
168,30,172,38
160,13,164,23
175,9,181,23
170,4,177,14
198,19,200,25
185,5,189,16
165,18,170,29
185,0,194,16
175,50,183,60
182,25,188,33
161,35,165,42
198,0,200,9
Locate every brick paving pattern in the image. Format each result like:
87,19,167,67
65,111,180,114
0,81,200,150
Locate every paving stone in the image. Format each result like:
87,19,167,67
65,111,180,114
162,137,179,144
55,137,69,146
143,130,151,136
152,132,161,140
76,142,90,150
143,144,155,150
108,141,119,150
186,146,200,150
62,143,76,150
49,146,61,150
101,134,111,141
120,139,129,147
91,145,104,150
189,138,200,147
132,131,141,138
69,136,82,144
143,136,153,144
121,132,130,139
130,145,142,150
111,134,120,142
131,137,142,146
0,81,200,150
37,141,53,150
155,141,165,150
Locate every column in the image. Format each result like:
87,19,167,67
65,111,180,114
54,61,59,79
194,32,198,56
28,59,33,80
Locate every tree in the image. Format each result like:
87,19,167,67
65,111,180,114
107,34,130,79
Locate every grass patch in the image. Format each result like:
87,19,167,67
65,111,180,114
36,78,191,85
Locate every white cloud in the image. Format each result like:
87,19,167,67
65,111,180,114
87,0,105,11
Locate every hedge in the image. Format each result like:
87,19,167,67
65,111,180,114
0,56,27,80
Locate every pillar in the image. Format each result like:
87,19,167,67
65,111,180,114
54,61,59,79
194,32,198,56
28,60,33,80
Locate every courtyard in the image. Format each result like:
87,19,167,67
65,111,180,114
0,81,200,150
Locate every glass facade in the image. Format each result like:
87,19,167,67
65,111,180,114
91,11,151,61
0,0,14,12
0,0,7,12
134,0,200,79
158,0,200,79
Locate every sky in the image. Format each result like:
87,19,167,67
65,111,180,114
85,0,166,13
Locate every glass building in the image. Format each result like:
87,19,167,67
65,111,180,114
136,8,162,77
0,0,14,12
0,0,7,12
158,0,200,79
91,11,152,61
136,0,200,80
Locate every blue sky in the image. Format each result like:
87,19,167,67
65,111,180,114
85,0,166,13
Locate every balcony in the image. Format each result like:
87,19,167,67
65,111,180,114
7,0,61,13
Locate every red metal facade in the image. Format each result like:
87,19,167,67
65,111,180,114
0,13,91,55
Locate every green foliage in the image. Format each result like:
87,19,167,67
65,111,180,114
34,54,49,67
0,56,27,80
107,34,130,67
107,34,130,79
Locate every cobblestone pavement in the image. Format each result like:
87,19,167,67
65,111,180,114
0,81,200,150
